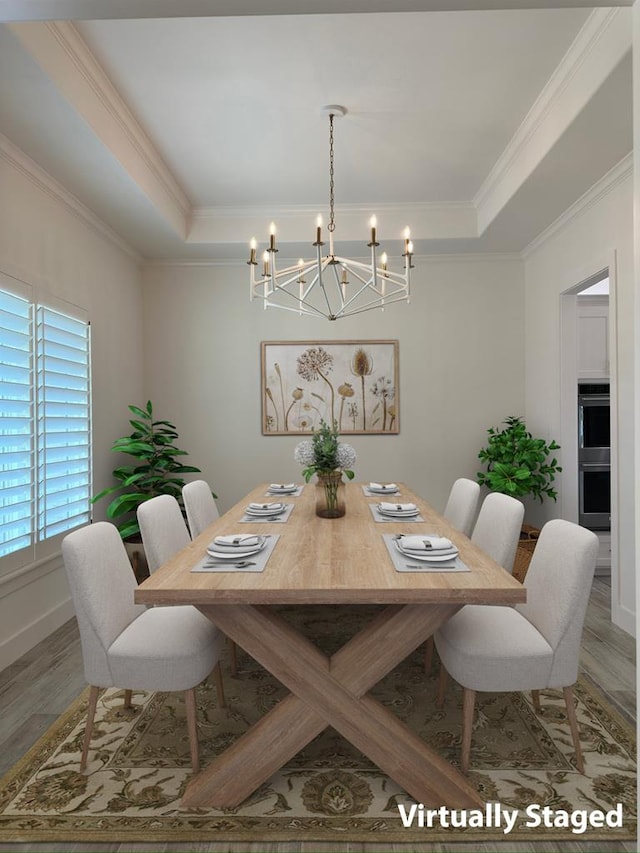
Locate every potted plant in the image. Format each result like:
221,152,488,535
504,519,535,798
294,419,356,518
477,416,562,502
92,401,203,542
477,416,562,581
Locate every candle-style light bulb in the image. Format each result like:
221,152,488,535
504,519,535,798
381,251,388,272
369,215,377,245
315,215,322,245
269,222,277,251
403,227,411,254
249,237,257,264
262,250,270,276
407,240,414,254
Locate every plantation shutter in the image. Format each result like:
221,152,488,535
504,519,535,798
0,290,34,558
36,305,91,541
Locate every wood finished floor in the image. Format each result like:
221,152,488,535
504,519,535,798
0,577,635,853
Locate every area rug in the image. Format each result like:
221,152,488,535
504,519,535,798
0,605,636,843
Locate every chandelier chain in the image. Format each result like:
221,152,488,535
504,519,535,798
328,113,336,234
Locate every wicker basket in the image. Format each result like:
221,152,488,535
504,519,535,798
512,524,540,583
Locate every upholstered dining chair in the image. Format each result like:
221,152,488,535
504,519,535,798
182,479,220,539
425,489,523,674
434,518,598,774
140,492,239,675
137,494,191,574
62,521,226,773
470,491,525,573
443,477,481,538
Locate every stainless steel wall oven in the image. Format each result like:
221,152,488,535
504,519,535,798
578,383,610,529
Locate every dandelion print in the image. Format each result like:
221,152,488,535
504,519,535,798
297,346,336,423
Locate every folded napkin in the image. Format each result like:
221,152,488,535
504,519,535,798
379,502,418,513
249,502,284,511
369,482,398,491
211,534,263,550
398,535,454,552
269,483,296,490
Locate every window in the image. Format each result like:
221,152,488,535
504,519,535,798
0,279,91,564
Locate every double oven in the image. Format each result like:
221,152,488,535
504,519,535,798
578,383,610,530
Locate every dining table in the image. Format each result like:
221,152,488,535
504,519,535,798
135,481,526,810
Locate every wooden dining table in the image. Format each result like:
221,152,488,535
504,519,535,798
135,481,526,810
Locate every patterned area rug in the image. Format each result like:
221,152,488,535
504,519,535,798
0,605,636,843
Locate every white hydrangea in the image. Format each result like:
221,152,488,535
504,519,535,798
336,443,357,469
293,440,315,466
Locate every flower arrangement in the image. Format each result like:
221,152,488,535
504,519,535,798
294,419,356,482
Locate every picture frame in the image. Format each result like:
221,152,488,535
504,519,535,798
261,340,399,435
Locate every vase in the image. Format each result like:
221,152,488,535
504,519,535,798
315,471,346,518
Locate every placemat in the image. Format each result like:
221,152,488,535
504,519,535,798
192,534,280,572
382,533,470,572
239,503,294,523
368,503,424,523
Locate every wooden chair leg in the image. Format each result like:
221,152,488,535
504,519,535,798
436,663,448,709
461,687,476,775
184,687,200,774
123,689,133,709
213,661,226,708
563,685,585,773
531,689,541,713
424,636,435,674
228,637,238,677
80,685,100,772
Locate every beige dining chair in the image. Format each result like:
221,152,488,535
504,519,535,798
434,518,598,774
425,489,523,673
140,492,239,675
443,477,481,538
62,521,226,773
182,479,220,538
137,494,191,574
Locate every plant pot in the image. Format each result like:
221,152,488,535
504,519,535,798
315,471,346,519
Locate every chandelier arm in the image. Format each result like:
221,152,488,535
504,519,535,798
334,294,414,320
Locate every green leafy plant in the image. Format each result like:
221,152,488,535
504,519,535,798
477,416,562,503
293,419,356,483
92,401,204,540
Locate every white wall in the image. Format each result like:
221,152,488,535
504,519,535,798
141,256,525,516
0,147,145,669
523,171,635,635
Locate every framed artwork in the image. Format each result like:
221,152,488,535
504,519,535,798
261,340,399,435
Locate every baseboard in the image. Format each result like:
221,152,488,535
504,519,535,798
611,601,635,637
0,597,75,672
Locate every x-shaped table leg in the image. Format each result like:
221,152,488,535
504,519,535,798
184,602,482,810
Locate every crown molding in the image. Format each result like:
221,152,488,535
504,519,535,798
0,132,141,260
521,152,632,258
8,20,190,237
188,200,478,244
474,7,631,234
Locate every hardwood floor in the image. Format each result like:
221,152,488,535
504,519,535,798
0,577,635,853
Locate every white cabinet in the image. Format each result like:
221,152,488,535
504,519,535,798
577,296,609,379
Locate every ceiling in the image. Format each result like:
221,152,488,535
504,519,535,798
0,1,633,262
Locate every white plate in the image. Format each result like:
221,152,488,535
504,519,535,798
369,487,399,495
245,507,286,516
207,542,266,559
394,539,458,561
377,505,420,517
268,485,297,494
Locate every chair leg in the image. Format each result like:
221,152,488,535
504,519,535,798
213,661,226,708
228,637,238,676
461,687,476,775
436,664,448,709
184,687,200,774
531,689,541,713
123,689,133,709
424,636,435,674
563,685,585,774
80,685,100,772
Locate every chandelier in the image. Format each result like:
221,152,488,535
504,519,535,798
248,105,414,321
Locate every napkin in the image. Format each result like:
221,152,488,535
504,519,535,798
398,535,454,552
379,502,418,513
269,483,296,490
211,534,263,550
369,482,398,491
249,502,284,511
